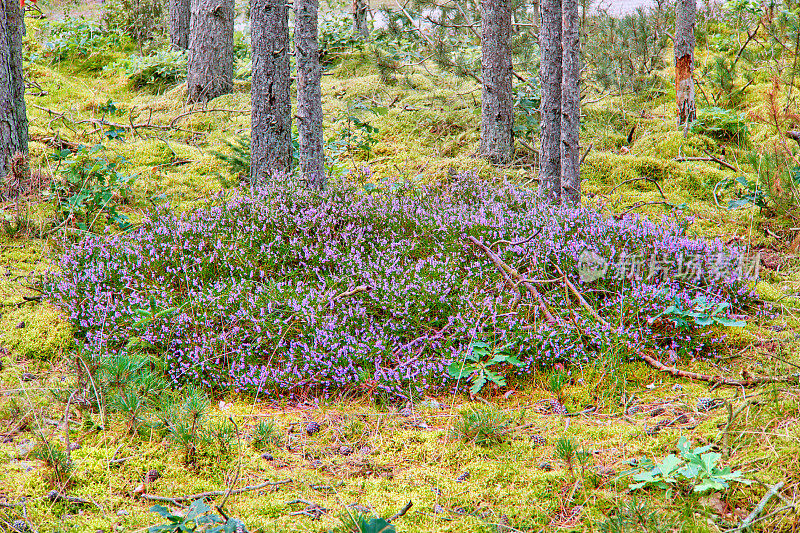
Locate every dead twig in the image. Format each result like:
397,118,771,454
579,143,594,166
552,264,607,325
387,501,413,522
140,479,292,504
638,353,800,387
168,108,249,128
729,481,786,533
465,236,559,325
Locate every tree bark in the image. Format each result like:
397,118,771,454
479,0,513,165
0,1,29,178
352,0,369,38
295,0,325,188
560,0,580,205
187,0,234,103
250,0,292,184
675,0,696,127
538,0,562,203
169,0,191,50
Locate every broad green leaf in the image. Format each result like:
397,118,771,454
484,369,506,387
715,317,746,327
658,454,682,476
470,374,487,396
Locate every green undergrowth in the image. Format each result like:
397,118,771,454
2,353,799,532
2,2,800,532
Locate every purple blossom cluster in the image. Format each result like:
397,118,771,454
47,174,756,398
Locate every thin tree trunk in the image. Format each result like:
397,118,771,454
479,0,513,165
675,0,696,127
169,0,190,49
560,0,580,206
352,0,369,38
187,0,234,103
295,0,325,188
0,1,29,178
538,0,562,203
250,0,292,184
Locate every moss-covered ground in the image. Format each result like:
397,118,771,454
1,1,800,531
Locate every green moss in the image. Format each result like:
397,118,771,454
635,130,719,159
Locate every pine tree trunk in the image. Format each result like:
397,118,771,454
187,0,234,103
0,1,28,178
250,0,292,184
169,0,190,49
352,0,369,38
538,0,562,203
479,0,513,165
295,0,325,188
560,0,580,205
675,0,696,127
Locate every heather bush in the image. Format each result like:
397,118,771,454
48,174,755,398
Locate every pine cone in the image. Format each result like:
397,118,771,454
306,421,321,436
696,398,722,412
549,399,567,415
530,434,547,446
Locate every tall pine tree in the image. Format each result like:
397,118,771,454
251,0,292,183
187,0,234,103
480,0,513,165
0,0,29,178
296,0,325,188
675,0,697,128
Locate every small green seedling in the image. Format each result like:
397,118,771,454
148,499,245,533
448,340,523,396
652,296,745,330
627,436,751,497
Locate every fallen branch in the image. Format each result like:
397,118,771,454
674,155,737,173
140,479,292,504
465,236,559,325
29,134,82,152
552,264,607,326
47,490,93,506
387,501,413,522
638,353,800,387
608,176,666,199
579,143,594,166
730,481,785,533
516,138,539,157
168,108,249,128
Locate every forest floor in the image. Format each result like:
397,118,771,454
1,1,799,532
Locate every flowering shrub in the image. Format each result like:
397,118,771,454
48,174,755,398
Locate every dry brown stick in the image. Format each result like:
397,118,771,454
387,501,413,522
140,479,292,504
638,353,799,387
552,264,607,325
516,138,539,156
465,236,558,325
63,390,78,463
703,150,739,172
169,108,249,128
732,481,786,533
579,143,594,166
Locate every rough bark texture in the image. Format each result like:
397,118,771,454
675,0,696,127
352,0,369,38
169,0,191,49
295,0,325,188
538,0,562,203
187,0,234,103
250,0,292,184
0,1,29,178
479,0,513,165
560,0,580,205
